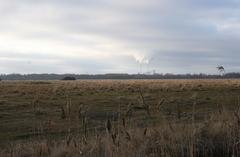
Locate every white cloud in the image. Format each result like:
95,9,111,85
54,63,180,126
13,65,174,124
216,20,240,34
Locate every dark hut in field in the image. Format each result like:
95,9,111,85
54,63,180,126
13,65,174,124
61,76,76,81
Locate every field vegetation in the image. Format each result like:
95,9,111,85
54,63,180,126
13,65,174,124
0,79,240,157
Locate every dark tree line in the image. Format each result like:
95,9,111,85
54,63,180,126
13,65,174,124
0,73,240,80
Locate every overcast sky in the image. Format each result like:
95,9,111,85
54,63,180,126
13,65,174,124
0,0,240,74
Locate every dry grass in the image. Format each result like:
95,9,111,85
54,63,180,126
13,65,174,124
1,109,240,157
0,79,240,156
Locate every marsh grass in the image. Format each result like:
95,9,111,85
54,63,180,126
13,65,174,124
1,79,240,157
1,109,240,157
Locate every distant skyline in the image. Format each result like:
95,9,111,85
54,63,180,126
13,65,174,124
0,0,240,74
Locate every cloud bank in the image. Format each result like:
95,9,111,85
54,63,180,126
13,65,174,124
0,0,240,74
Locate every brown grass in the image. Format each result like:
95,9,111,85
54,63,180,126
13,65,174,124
0,79,240,156
1,109,240,157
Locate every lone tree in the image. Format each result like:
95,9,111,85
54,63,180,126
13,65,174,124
217,66,225,76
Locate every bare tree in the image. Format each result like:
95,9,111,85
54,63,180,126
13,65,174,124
217,66,225,76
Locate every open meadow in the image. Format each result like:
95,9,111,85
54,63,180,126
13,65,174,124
0,79,240,157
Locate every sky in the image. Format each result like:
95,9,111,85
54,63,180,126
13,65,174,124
0,0,240,74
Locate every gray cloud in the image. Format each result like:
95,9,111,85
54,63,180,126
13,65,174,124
0,0,239,74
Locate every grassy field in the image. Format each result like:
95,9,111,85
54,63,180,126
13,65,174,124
0,79,240,157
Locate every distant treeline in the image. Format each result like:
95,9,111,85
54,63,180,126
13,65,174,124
0,73,240,80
